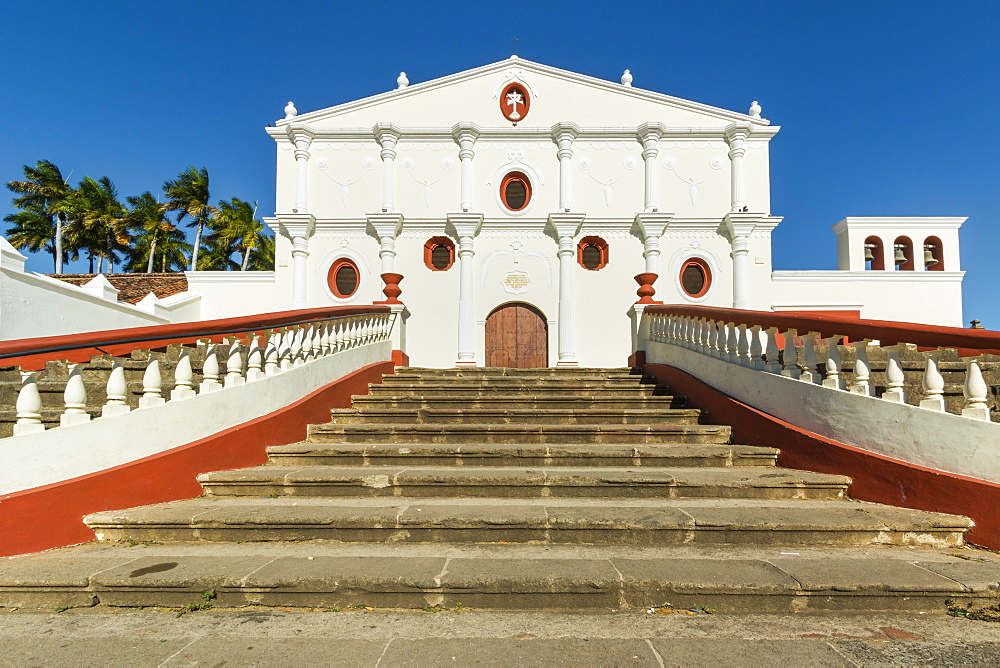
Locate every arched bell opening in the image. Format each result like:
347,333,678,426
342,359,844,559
923,235,944,271
893,236,914,271
863,236,885,271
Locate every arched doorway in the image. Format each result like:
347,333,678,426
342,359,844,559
485,302,548,368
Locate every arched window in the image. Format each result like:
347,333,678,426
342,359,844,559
893,236,914,271
328,258,360,298
680,258,712,298
863,236,884,271
423,236,455,271
923,236,944,271
577,236,608,270
500,171,531,212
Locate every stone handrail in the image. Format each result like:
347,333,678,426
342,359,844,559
9,305,394,437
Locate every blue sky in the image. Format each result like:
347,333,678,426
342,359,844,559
1,1,996,325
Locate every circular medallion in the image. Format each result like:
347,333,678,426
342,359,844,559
500,82,530,122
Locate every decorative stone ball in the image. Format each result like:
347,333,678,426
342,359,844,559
284,101,297,119
397,72,409,89
621,69,633,87
749,100,762,119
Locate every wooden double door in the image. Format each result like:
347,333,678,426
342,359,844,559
484,302,548,368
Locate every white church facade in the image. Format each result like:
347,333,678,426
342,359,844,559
1,58,967,366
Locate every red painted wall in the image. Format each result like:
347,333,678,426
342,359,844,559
0,361,394,557
641,363,1000,550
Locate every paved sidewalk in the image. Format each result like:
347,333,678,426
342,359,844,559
1,608,999,666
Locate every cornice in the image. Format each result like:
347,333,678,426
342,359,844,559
771,270,965,283
832,217,968,234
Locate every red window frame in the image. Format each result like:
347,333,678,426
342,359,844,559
327,258,360,298
679,258,712,299
499,82,530,122
499,171,532,212
423,236,455,271
576,236,609,270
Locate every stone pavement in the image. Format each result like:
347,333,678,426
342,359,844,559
1,607,999,666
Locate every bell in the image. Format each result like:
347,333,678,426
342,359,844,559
863,244,875,262
924,247,938,266
894,246,907,265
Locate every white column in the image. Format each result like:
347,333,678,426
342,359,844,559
447,213,483,366
367,213,404,275
724,123,752,212
637,123,666,213
291,235,309,308
451,123,480,212
547,213,585,367
731,233,750,309
292,131,313,213
374,123,402,213
635,213,671,275
551,123,580,212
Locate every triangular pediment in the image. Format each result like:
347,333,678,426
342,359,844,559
275,58,770,133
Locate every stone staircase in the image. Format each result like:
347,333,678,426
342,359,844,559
3,367,1000,614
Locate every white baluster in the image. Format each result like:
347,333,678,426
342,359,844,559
225,340,245,387
319,322,331,355
14,371,45,435
799,332,821,383
962,358,991,421
705,320,718,358
331,320,343,353
264,332,280,375
849,341,873,396
246,335,264,382
348,318,359,349
919,350,945,412
60,364,91,426
737,324,751,367
726,323,739,364
278,329,293,371
822,336,845,390
200,343,222,393
291,327,305,367
749,325,764,370
780,329,801,379
764,327,782,373
882,344,907,403
102,362,131,417
138,358,166,408
310,324,323,358
172,349,197,400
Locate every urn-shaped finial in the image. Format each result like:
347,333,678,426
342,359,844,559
284,101,297,119
749,100,762,119
397,72,409,89
621,69,633,87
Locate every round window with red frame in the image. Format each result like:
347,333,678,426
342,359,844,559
328,258,360,299
500,82,530,122
500,171,532,212
679,258,712,299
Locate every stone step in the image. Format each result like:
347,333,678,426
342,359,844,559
306,423,732,445
4,542,997,613
399,367,634,376
265,442,779,468
327,407,705,426
350,395,689,409
196,466,850,500
377,378,659,388
85,497,968,548
366,384,674,398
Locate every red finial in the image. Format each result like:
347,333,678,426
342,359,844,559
634,272,661,305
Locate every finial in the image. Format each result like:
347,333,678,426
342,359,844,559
284,101,297,119
621,69,633,87
749,100,762,119
397,72,409,89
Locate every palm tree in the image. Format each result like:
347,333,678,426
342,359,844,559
5,160,72,271
246,232,275,270
66,176,128,274
125,192,179,273
214,197,267,270
195,234,240,271
162,167,214,271
154,229,192,272
3,204,56,266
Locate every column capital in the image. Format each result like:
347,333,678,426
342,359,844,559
636,122,667,144
446,212,483,239
550,122,580,145
723,122,754,144
366,212,404,239
451,122,481,144
373,123,403,159
546,212,585,240
275,213,316,240
634,212,674,240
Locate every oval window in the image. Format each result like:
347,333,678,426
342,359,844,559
423,236,455,271
431,245,451,269
500,171,531,212
576,236,608,270
582,245,601,269
328,259,359,298
680,258,711,298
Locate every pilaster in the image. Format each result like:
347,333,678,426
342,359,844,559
451,123,481,212
634,212,673,274
551,122,580,212
637,122,667,212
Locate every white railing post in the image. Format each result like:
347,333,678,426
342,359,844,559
138,358,166,408
822,336,846,390
291,327,305,367
264,332,280,375
102,362,131,417
14,371,44,435
780,329,801,379
200,343,222,393
172,349,197,400
726,323,739,364
737,324,751,367
278,329,293,371
764,327,782,374
60,364,90,426
319,322,331,355
749,325,764,370
882,345,907,403
849,341,873,396
919,350,946,412
225,340,246,387
800,332,821,383
246,335,265,382
707,320,719,358
962,358,991,421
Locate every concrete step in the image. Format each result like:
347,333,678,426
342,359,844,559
377,378,660,389
327,407,705,426
350,395,689,409
196,466,850,500
366,384,675,398
3,542,997,613
398,367,634,377
265,442,779,468
306,423,732,445
85,497,968,548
